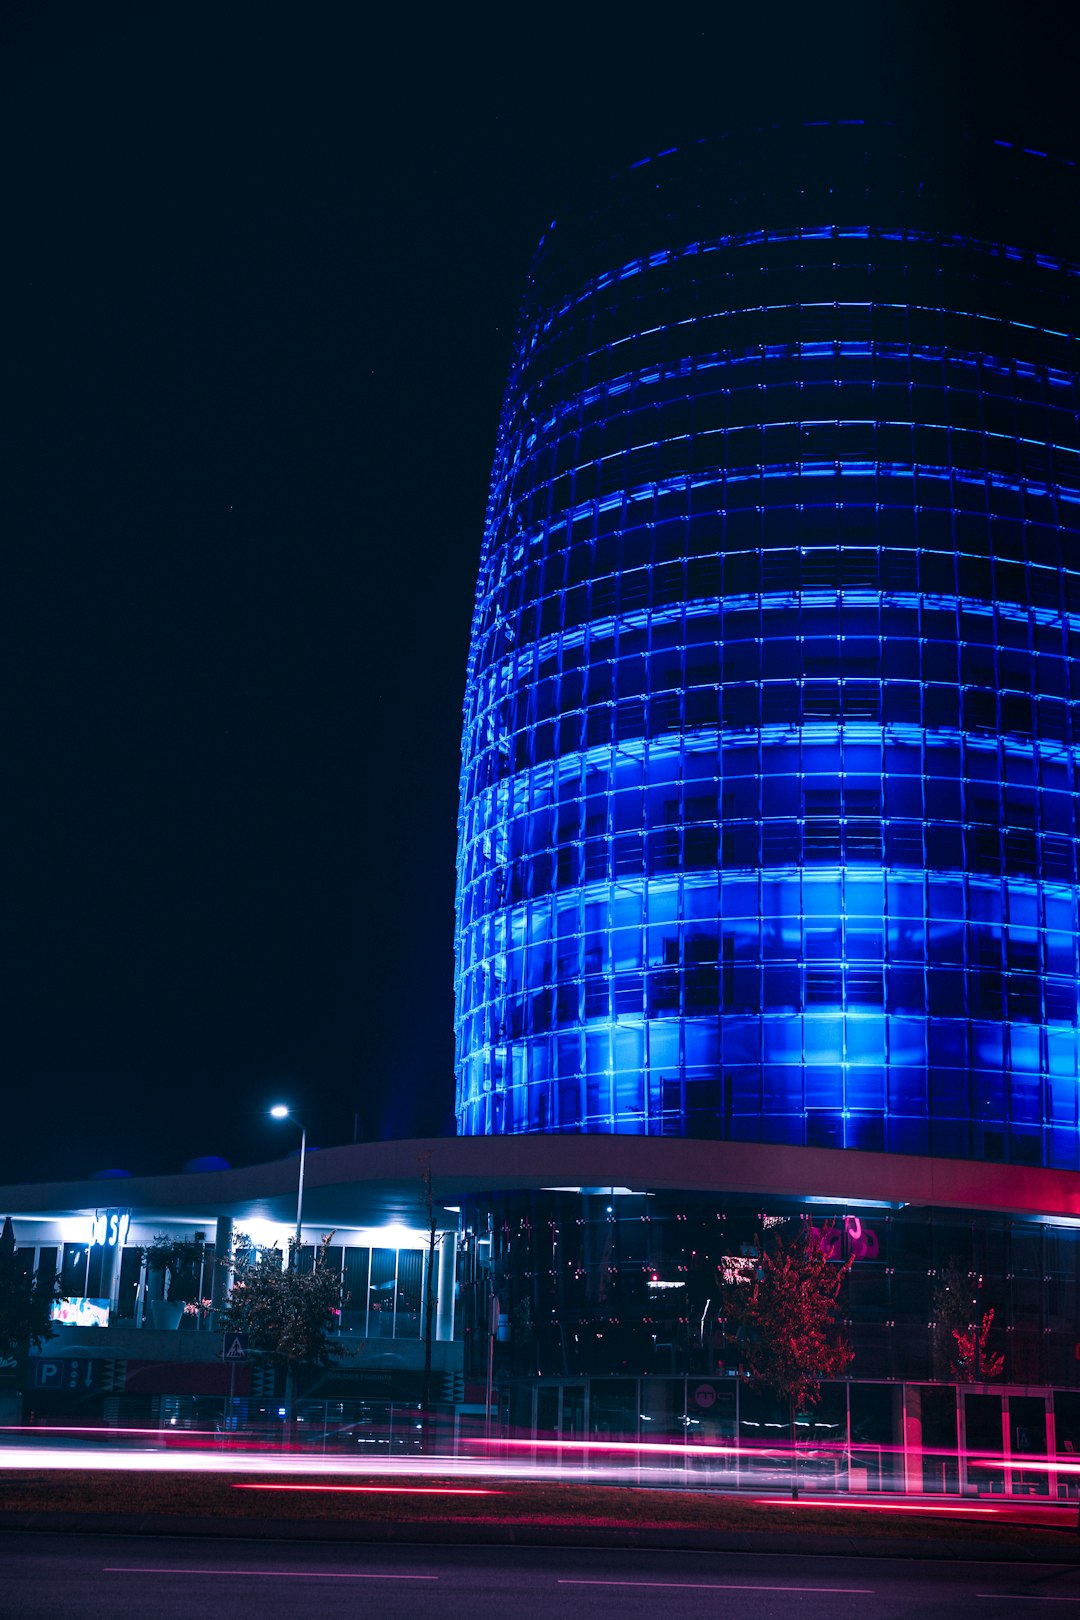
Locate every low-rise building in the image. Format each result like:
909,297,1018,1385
4,1134,1080,1497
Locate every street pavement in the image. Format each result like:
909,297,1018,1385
5,1533,1080,1619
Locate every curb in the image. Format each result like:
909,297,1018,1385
1,1510,1078,1563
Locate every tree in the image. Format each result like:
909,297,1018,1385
723,1220,854,1498
933,1258,1004,1381
217,1232,344,1444
952,1308,1005,1382
0,1216,60,1362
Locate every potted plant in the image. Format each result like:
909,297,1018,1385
145,1234,204,1329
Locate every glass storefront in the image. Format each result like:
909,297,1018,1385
463,1188,1080,1393
33,1238,428,1341
458,1182,1080,1494
494,1374,1077,1498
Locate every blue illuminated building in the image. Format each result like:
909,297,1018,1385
455,123,1080,1168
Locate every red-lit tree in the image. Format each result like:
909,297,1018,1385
723,1220,854,1498
952,1307,1005,1382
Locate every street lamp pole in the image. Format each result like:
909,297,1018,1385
270,1106,306,1266
293,1123,307,1258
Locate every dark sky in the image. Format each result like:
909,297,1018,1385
6,3,1078,1184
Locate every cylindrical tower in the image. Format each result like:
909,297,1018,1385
455,123,1080,1168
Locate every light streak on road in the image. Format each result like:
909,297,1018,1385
10,1424,1080,1476
103,1567,440,1580
466,1435,1080,1477
0,1440,700,1485
559,1580,877,1592
233,1483,500,1495
1,1425,1078,1522
751,1498,1002,1515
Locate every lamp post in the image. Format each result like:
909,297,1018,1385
270,1105,306,1263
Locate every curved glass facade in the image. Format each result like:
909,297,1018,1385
455,124,1080,1166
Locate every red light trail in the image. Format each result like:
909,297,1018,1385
752,1499,1000,1515
233,1483,499,1496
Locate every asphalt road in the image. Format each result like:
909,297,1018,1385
4,1534,1080,1619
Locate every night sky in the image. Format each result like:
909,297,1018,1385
6,4,1078,1185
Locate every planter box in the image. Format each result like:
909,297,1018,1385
148,1301,185,1330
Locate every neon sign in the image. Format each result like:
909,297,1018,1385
808,1214,879,1263
89,1210,130,1249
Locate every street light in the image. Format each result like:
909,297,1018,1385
270,1105,306,1262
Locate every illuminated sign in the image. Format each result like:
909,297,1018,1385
89,1210,130,1249
50,1298,110,1328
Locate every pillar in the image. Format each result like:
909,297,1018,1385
436,1230,457,1342
100,1240,123,1315
903,1384,924,1495
211,1217,234,1310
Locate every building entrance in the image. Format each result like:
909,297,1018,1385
961,1389,1054,1497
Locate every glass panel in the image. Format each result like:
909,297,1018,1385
117,1246,142,1319
509,1383,533,1437
536,1385,559,1437
685,1379,737,1486
590,1379,638,1440
919,1384,960,1495
368,1248,396,1338
965,1393,1005,1494
60,1243,100,1297
795,1383,846,1491
319,1245,343,1331
849,1383,896,1492
640,1377,682,1443
1010,1394,1049,1497
395,1250,422,1340
341,1247,369,1335
561,1385,586,1440
686,1379,736,1443
1055,1391,1080,1498
738,1383,794,1490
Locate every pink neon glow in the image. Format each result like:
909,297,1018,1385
464,1435,1080,1476
468,1435,873,1459
6,1423,1080,1498
469,1436,750,1458
966,1455,1080,1475
233,1484,499,1496
1,1425,222,1439
752,1499,999,1515
9,1425,1079,1475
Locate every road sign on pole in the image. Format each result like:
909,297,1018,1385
221,1333,248,1362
